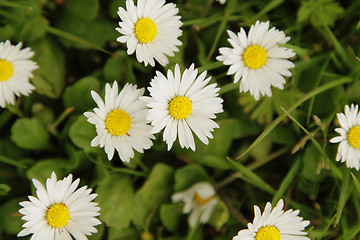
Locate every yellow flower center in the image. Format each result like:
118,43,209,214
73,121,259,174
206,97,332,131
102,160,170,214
194,192,214,205
347,125,360,149
46,203,70,228
168,96,192,120
0,60,14,82
135,17,157,44
105,109,131,136
255,226,281,240
242,45,267,69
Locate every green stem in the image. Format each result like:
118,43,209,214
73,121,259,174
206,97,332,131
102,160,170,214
47,107,74,133
45,26,113,55
0,155,27,168
219,81,239,95
198,61,223,73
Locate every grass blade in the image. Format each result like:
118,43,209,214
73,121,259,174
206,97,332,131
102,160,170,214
334,169,352,226
45,26,113,55
226,157,276,195
236,77,352,161
280,106,343,180
272,156,302,205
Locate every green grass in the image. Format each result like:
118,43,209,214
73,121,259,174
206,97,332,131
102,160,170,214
1,0,360,239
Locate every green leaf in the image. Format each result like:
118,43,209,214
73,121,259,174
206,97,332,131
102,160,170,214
63,76,100,113
227,157,276,195
103,51,136,84
236,77,351,160
0,184,11,196
174,164,211,192
11,118,50,150
54,16,117,49
272,157,302,205
335,169,353,226
133,163,174,226
64,0,99,21
0,198,23,235
0,24,15,41
301,145,327,183
185,119,241,169
29,37,65,98
108,226,140,240
208,198,229,231
69,115,97,151
160,204,183,232
26,158,69,182
298,0,344,27
96,173,135,229
15,15,48,41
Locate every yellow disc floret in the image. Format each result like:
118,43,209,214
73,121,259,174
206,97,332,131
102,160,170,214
168,96,192,120
105,109,131,136
0,60,14,82
255,226,281,240
194,192,214,205
135,17,157,44
46,203,70,228
348,125,360,149
243,45,267,69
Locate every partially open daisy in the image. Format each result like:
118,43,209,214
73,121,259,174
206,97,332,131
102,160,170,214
84,81,154,162
233,199,310,240
0,40,38,108
172,182,217,228
116,0,183,67
330,104,360,170
18,172,101,240
217,21,295,100
143,64,223,151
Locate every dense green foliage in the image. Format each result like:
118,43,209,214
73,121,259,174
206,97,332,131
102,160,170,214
1,0,360,239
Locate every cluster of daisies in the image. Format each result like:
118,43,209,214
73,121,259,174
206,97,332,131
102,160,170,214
1,0,357,239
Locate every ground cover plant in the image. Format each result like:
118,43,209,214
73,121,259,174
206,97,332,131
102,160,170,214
0,0,360,239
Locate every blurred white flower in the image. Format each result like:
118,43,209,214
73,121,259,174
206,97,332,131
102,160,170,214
0,40,38,108
172,182,217,228
217,21,295,100
217,0,226,4
18,172,101,240
143,64,223,151
233,199,310,240
330,104,360,170
116,0,183,67
84,81,154,162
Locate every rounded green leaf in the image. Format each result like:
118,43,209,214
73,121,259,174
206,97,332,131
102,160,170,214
63,76,100,113
174,164,211,192
0,198,23,235
10,118,50,150
69,115,97,150
208,198,229,231
96,173,135,229
160,204,183,232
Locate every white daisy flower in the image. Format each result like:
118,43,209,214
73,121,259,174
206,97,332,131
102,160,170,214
172,182,217,228
116,0,183,67
18,172,101,240
216,21,295,100
84,81,154,162
233,199,310,240
330,104,360,170
0,40,38,108
143,63,223,151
